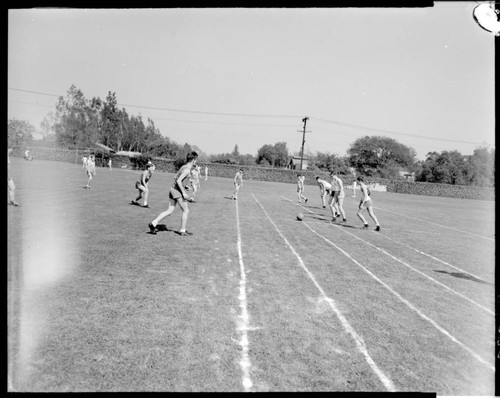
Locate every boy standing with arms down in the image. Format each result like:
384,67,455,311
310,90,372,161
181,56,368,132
296,174,308,203
231,168,243,200
188,165,201,202
148,151,198,236
331,172,347,223
85,154,96,189
356,176,380,231
8,148,20,206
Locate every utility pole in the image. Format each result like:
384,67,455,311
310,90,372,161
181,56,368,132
298,116,310,171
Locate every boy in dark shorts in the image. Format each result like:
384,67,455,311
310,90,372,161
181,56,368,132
148,151,198,236
356,176,380,231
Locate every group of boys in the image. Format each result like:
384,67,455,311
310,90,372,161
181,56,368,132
299,172,380,231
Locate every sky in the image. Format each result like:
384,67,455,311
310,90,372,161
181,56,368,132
8,3,496,160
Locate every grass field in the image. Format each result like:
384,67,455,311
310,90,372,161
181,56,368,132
7,158,496,393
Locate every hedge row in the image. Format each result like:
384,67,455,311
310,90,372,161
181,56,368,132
12,147,494,201
383,180,495,201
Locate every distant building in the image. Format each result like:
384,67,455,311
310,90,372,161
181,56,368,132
288,157,309,170
398,169,415,181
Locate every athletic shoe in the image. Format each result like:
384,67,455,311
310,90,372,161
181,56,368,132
375,225,380,232
142,204,150,208
341,218,347,223
305,198,308,203
9,201,20,206
322,205,326,209
131,200,138,205
363,224,369,229
148,222,158,235
178,231,193,236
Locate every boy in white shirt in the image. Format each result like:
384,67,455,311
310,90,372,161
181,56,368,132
330,172,347,223
356,176,380,231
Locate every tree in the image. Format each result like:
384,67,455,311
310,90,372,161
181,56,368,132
53,85,100,148
273,142,289,168
232,145,240,156
40,113,56,141
257,144,276,166
469,146,495,187
256,142,289,167
312,152,351,174
347,136,416,178
8,119,35,147
416,150,472,185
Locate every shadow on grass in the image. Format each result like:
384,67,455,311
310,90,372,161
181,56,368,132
336,223,361,229
433,270,492,285
224,196,236,200
147,224,169,235
130,201,147,207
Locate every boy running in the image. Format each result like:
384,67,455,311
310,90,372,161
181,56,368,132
331,172,347,223
296,174,308,203
132,161,155,208
148,151,198,236
356,176,380,231
231,169,243,200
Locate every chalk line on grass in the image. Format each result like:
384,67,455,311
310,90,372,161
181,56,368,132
253,194,396,392
332,226,494,316
282,196,494,315
379,233,492,284
284,202,495,371
373,207,494,242
234,198,253,392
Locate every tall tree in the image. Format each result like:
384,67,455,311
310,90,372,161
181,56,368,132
416,150,472,185
257,144,276,166
313,152,351,174
99,91,121,149
256,142,289,167
53,85,100,148
8,119,35,147
273,142,289,168
469,146,495,187
347,136,416,177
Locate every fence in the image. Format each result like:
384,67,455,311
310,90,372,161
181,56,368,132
10,146,495,201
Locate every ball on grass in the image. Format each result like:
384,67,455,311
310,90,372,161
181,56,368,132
296,213,304,221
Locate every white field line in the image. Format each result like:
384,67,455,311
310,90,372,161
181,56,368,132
253,194,396,392
373,207,495,242
379,233,492,283
332,225,494,316
282,196,494,315
234,199,253,392
281,197,495,371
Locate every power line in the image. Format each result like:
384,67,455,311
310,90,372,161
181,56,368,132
8,87,301,119
8,87,492,147
310,116,487,146
121,103,302,119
